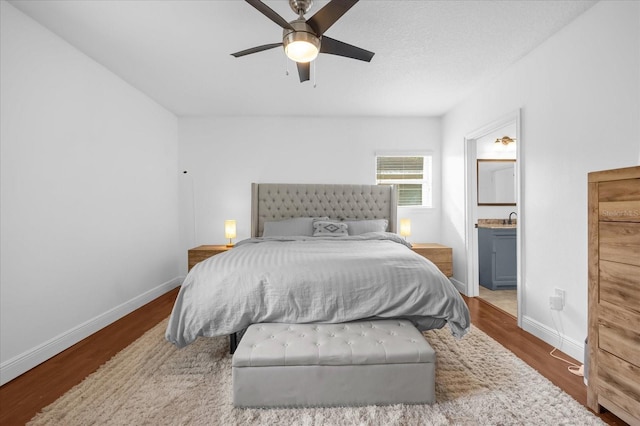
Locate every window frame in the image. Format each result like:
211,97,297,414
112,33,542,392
375,152,433,209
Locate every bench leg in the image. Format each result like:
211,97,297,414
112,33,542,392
229,328,247,354
229,333,238,354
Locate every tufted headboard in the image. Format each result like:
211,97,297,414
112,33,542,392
251,183,397,238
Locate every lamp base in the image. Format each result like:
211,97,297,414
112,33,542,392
226,243,234,248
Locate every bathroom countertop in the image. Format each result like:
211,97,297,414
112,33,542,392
477,219,517,229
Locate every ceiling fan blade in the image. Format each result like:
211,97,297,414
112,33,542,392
306,0,358,35
320,36,374,62
245,0,294,30
297,62,310,82
231,43,282,58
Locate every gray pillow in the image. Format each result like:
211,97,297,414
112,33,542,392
263,217,328,237
313,220,349,237
343,219,388,235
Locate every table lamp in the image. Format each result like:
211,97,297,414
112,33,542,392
225,220,237,247
400,218,411,240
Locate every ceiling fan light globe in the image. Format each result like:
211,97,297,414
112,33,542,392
283,26,320,63
285,40,319,62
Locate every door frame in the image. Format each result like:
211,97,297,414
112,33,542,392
463,110,523,327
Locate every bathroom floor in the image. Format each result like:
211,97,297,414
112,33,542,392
478,286,517,317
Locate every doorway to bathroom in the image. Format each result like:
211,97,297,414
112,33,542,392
464,111,522,326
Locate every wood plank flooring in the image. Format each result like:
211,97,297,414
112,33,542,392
0,290,627,425
0,289,178,425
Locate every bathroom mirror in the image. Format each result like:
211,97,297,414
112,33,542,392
477,159,516,205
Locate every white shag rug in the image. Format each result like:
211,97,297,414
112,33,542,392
29,319,603,425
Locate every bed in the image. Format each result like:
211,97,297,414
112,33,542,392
166,183,470,350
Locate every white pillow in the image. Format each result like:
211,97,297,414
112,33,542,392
313,220,349,237
343,219,388,235
262,217,328,237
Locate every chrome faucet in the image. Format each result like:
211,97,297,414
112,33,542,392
508,212,517,225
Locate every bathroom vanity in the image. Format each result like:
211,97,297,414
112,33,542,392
478,221,517,290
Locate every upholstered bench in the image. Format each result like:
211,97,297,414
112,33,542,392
232,320,436,408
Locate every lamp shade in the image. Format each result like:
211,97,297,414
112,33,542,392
399,218,411,237
224,220,237,239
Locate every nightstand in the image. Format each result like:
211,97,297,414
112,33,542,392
411,243,453,277
188,245,232,271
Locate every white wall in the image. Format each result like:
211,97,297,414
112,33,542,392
0,2,181,384
441,0,640,361
178,116,442,267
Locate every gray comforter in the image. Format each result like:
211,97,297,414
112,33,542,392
166,232,470,348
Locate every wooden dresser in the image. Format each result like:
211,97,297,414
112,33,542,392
587,165,640,425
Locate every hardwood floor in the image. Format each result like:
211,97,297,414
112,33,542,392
0,290,627,425
0,289,179,426
470,297,626,426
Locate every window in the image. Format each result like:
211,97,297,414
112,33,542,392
376,155,432,207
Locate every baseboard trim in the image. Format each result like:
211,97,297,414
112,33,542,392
521,315,585,363
0,276,183,386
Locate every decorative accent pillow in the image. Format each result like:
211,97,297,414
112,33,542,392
313,220,349,237
263,217,329,237
343,219,388,235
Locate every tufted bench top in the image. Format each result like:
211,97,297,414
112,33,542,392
232,320,435,368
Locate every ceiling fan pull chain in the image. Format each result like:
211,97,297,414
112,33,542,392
313,60,317,88
284,55,289,76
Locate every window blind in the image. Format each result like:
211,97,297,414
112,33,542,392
376,156,431,207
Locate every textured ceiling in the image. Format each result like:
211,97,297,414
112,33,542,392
9,0,597,117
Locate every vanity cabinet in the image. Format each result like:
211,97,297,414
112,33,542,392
478,227,516,290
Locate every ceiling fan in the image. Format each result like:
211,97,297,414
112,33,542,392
231,0,375,83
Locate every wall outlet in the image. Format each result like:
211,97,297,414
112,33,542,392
550,288,566,311
555,288,566,307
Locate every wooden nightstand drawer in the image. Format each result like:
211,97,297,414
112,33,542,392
411,243,453,277
188,245,231,271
